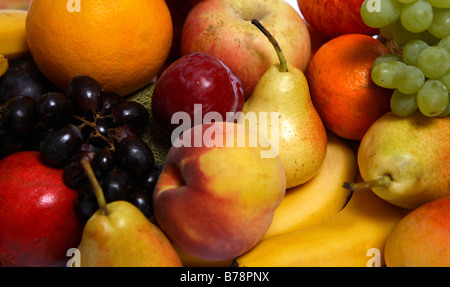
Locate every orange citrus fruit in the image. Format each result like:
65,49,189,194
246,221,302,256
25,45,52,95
26,0,173,96
306,34,392,140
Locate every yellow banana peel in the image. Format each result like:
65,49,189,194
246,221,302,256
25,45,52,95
0,9,30,61
262,131,356,239
235,188,408,267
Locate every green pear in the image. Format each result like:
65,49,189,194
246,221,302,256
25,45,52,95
77,159,183,267
345,111,450,209
238,19,327,189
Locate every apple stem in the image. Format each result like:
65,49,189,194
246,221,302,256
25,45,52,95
342,174,392,191
80,158,109,215
251,19,288,73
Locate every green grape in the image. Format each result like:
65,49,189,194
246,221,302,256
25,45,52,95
361,0,403,28
439,68,450,90
373,53,404,67
400,0,434,33
437,35,450,54
416,46,449,78
402,39,430,65
417,79,449,116
398,0,417,3
371,60,407,89
428,7,450,39
425,0,450,8
439,101,450,116
390,89,418,117
396,65,426,94
393,20,421,46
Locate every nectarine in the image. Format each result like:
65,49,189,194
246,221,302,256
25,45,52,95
153,122,286,261
385,195,450,267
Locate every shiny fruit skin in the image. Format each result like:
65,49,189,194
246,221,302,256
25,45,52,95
0,58,58,105
152,52,244,132
0,151,83,267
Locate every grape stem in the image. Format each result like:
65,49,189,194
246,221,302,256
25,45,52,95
72,113,115,151
343,174,392,191
251,19,288,73
80,157,109,215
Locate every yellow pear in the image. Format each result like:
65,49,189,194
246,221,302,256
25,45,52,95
238,19,327,188
77,159,182,267
345,111,450,209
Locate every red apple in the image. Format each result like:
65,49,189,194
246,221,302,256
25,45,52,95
0,151,84,267
181,0,311,98
152,52,244,132
297,0,379,38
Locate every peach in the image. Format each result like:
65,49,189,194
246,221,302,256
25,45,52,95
153,121,286,261
385,195,450,267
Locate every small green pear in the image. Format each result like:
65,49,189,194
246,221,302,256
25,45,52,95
238,19,327,188
77,159,183,267
345,111,450,209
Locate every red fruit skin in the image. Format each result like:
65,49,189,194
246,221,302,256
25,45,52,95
298,0,379,38
0,151,83,267
152,52,244,132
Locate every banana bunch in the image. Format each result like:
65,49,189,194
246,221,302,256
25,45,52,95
262,131,356,239
234,182,408,267
0,9,29,61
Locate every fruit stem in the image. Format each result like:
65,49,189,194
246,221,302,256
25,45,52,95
343,174,392,191
80,158,109,215
251,19,288,73
72,114,115,151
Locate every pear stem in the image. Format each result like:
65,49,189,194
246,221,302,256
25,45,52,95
80,158,109,216
251,19,288,73
343,174,392,191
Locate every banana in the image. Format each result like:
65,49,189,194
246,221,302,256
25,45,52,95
234,189,408,267
262,131,356,240
0,9,30,61
0,54,8,78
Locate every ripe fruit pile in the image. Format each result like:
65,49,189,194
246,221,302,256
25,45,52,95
0,74,160,221
361,0,450,117
1,0,450,268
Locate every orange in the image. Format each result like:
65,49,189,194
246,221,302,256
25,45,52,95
26,0,173,96
306,34,392,140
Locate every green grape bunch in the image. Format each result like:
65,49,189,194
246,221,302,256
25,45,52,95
361,0,450,118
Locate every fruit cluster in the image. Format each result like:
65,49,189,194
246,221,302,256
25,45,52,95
1,0,449,268
361,0,450,117
0,72,160,221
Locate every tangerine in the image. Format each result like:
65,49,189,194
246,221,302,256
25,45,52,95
26,0,173,96
306,34,392,140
